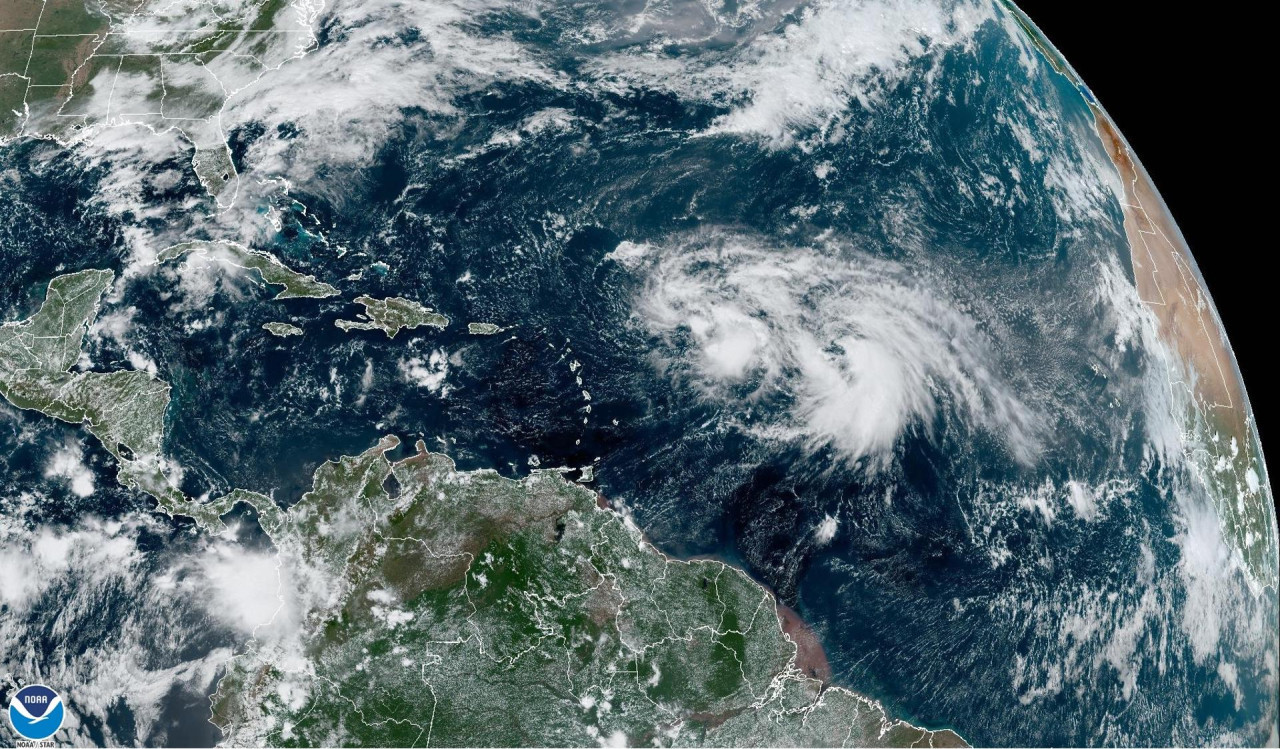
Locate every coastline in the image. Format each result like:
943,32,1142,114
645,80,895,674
1002,0,1279,591
591,490,969,746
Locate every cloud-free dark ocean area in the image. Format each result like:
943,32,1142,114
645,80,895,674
2,1,1275,746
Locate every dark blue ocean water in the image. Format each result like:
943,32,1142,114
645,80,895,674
2,3,1275,746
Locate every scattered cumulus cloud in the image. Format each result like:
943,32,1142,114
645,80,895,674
44,441,97,498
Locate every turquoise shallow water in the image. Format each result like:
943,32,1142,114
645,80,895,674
1,0,1276,745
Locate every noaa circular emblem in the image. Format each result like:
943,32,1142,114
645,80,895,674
7,685,64,742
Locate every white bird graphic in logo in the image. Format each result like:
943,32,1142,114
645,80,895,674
10,695,62,724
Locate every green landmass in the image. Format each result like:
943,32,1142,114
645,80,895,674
467,322,502,335
997,0,1278,589
157,240,339,300
263,321,304,337
0,0,316,204
0,270,164,461
336,295,449,338
0,269,226,525
211,435,965,748
3,270,964,746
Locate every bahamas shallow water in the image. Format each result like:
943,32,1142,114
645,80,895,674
2,0,1275,745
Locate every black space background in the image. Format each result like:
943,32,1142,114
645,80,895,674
1015,3,1278,495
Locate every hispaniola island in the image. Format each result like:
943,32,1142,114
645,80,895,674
1,0,1276,746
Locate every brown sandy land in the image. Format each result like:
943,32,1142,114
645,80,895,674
1,2,45,32
1092,108,1280,584
998,0,1273,585
1092,110,1248,446
999,0,1257,487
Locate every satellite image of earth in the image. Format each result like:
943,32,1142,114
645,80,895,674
1,0,1277,746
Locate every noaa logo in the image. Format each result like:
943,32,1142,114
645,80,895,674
7,685,64,742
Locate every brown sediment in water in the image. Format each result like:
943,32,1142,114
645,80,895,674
777,600,833,685
593,489,833,682
588,487,967,745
